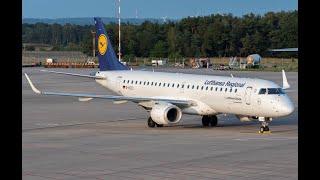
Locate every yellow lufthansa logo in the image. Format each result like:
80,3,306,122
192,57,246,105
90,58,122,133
98,34,108,55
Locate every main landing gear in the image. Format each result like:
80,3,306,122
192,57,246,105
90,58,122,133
259,117,272,133
202,115,218,127
147,117,163,128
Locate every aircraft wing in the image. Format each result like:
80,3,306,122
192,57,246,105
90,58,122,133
40,69,105,79
24,73,194,107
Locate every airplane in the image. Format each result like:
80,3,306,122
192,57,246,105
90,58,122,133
24,17,295,133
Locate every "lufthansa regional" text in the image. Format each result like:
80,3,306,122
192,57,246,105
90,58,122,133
204,80,246,87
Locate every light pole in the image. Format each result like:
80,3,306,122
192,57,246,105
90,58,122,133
118,0,121,61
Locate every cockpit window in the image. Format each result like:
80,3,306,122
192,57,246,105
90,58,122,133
268,88,285,94
259,88,285,95
278,88,285,94
259,88,266,94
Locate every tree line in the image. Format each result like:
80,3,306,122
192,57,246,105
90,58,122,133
22,11,297,59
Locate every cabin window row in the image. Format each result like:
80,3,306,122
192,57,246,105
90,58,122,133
123,79,238,93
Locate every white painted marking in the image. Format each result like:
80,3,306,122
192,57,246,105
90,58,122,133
233,137,297,141
35,123,59,127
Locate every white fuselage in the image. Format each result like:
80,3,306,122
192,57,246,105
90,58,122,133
95,70,294,118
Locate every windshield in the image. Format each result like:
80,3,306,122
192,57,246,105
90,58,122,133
258,88,266,94
259,88,285,95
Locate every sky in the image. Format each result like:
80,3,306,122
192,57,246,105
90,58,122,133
23,0,298,19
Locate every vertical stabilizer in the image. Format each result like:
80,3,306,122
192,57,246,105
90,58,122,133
94,17,129,71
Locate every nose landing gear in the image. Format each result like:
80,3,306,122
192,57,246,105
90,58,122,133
258,117,272,133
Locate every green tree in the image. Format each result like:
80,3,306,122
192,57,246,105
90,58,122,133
150,40,167,58
22,10,298,58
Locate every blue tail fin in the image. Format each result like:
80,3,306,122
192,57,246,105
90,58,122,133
94,17,129,71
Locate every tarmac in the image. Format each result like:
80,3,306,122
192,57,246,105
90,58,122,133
22,67,298,180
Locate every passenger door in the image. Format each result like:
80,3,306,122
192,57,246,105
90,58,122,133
116,76,123,95
244,87,252,105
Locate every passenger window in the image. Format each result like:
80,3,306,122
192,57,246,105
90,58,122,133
181,84,184,88
197,86,199,90
155,82,157,86
139,81,142,84
147,82,149,85
201,86,203,90
215,87,218,91
143,81,146,85
225,88,227,92
172,84,175,87
159,82,161,86
192,85,194,89
259,88,266,94
127,80,129,83
167,83,170,87
230,88,232,92
187,85,190,89
135,81,138,84
210,87,213,91
123,80,125,83
131,80,133,84
206,86,208,90
220,88,222,91
235,89,237,93
177,84,180,88
163,83,166,87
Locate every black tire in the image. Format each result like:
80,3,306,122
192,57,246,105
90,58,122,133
148,117,156,128
264,126,269,131
156,123,164,127
202,116,210,127
260,126,264,132
209,116,218,127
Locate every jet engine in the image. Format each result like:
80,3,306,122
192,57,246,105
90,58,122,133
150,103,182,125
236,115,258,122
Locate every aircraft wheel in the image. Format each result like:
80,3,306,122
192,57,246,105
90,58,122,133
264,126,270,131
209,115,218,127
202,116,210,127
147,117,156,128
156,123,164,127
260,126,265,133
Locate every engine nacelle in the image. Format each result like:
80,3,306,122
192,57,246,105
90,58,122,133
150,103,182,125
236,115,258,122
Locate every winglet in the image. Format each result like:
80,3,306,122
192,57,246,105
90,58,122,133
282,70,290,89
24,73,41,94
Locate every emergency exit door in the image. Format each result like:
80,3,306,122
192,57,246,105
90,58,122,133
244,87,252,105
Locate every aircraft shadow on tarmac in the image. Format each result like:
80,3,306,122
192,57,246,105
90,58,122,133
146,114,297,131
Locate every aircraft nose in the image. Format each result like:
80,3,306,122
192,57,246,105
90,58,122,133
281,99,295,116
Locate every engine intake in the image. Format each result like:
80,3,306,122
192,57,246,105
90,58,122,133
150,103,182,125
